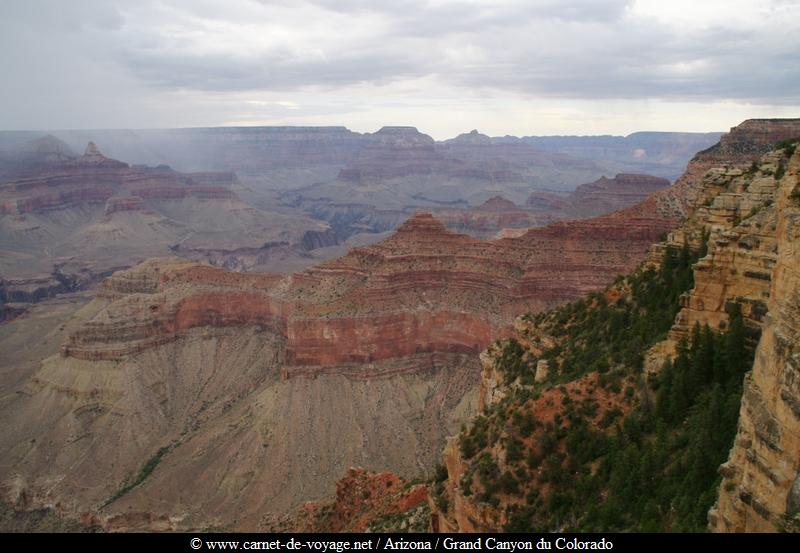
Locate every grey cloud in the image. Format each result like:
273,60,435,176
0,0,798,130
105,1,799,104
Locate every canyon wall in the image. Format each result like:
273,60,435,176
709,146,800,532
428,120,800,533
0,196,678,530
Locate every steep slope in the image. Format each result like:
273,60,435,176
282,468,429,533
0,198,676,530
429,131,800,533
2,119,793,532
709,141,800,532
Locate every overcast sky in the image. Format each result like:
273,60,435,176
1,0,798,138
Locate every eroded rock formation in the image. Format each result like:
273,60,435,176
709,146,800,532
285,468,429,532
565,173,670,218
0,197,677,530
426,119,800,533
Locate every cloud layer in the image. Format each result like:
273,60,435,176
1,0,798,136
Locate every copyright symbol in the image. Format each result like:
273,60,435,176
191,538,203,550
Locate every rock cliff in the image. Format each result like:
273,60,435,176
4,119,796,532
428,120,800,533
283,467,429,533
0,195,677,529
709,142,800,532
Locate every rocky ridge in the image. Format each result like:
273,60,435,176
709,142,800,532
427,126,800,533
0,141,338,303
0,194,677,530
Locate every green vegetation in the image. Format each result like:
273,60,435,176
103,444,174,507
452,237,758,533
774,137,798,181
776,137,798,159
515,241,700,386
791,184,800,203
775,160,787,181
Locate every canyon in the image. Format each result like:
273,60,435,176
1,119,798,532
428,121,800,532
1,126,719,243
0,169,679,530
0,137,338,303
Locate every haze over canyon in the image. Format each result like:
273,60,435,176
0,116,798,535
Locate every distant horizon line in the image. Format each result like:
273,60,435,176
0,124,734,143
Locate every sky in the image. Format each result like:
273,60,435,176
1,0,798,139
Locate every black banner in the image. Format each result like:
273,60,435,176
1,532,795,552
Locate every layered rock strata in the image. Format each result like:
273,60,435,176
565,173,670,218
0,198,677,529
58,206,675,373
427,121,800,533
709,146,800,532
286,468,429,533
0,142,238,216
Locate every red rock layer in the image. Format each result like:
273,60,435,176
566,173,670,218
0,143,238,215
435,196,556,237
291,467,428,533
61,201,678,376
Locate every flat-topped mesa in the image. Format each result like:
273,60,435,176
370,126,436,147
713,118,800,158
337,127,444,181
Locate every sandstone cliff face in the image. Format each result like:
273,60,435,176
428,120,800,533
664,118,800,217
56,205,673,373
709,146,800,532
642,149,790,375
